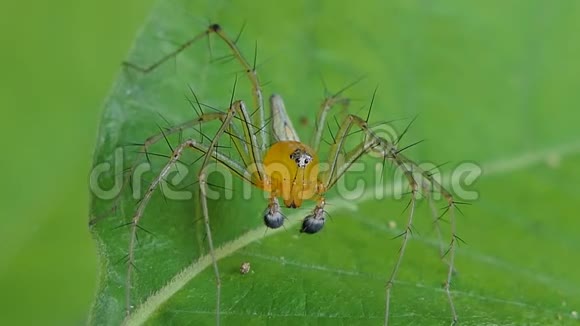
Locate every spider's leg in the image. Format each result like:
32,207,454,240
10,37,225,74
124,100,264,325
124,113,231,316
193,99,267,325
425,184,457,275
123,24,267,149
125,139,199,316
122,27,210,73
402,155,459,324
310,86,354,152
427,194,446,259
131,94,263,202
382,156,418,326
211,26,267,149
89,113,230,226
321,113,459,325
195,107,239,326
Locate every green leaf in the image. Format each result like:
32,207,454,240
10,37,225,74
89,0,580,325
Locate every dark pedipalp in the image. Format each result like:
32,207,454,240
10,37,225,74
300,205,326,234
300,215,325,234
263,198,284,229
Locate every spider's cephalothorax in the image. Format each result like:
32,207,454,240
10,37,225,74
258,94,324,211
261,141,321,209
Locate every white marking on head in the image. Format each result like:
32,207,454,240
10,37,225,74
290,149,312,168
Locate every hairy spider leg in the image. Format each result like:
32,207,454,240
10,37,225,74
125,100,265,326
261,96,460,324
121,24,271,325
310,78,364,152
316,113,459,325
123,23,268,148
92,23,271,228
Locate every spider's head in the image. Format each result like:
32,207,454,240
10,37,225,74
263,199,285,229
262,141,320,209
300,206,326,234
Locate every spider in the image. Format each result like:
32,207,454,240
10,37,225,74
120,23,462,326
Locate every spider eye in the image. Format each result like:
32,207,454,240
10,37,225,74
300,214,325,234
289,149,300,160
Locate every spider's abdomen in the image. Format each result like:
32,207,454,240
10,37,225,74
261,141,320,208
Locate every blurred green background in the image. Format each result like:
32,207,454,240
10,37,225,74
0,1,153,325
2,0,580,325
